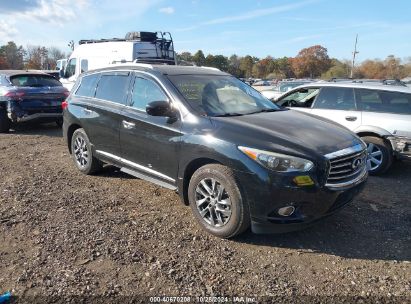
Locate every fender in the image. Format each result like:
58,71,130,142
353,125,392,137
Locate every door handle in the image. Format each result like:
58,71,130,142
345,116,357,121
83,108,92,115
122,120,135,129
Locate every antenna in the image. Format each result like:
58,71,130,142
350,34,359,78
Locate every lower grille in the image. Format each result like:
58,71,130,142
325,144,367,187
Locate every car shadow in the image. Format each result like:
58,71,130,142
10,122,62,138
236,160,411,262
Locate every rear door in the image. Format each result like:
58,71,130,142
310,86,362,131
72,71,132,157
356,88,411,135
119,72,182,184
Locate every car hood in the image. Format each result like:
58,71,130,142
210,109,363,159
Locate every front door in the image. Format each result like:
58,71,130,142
119,73,182,184
310,87,362,131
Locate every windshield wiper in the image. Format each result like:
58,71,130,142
213,112,245,117
247,108,278,114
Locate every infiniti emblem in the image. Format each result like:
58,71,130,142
352,157,363,170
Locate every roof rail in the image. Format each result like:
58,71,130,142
110,62,154,69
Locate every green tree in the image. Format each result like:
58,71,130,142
239,55,254,78
0,41,25,69
177,52,193,64
321,59,350,79
228,54,241,77
192,50,206,66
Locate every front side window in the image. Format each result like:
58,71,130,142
81,60,88,73
131,77,168,110
313,87,356,110
95,73,130,104
167,75,279,116
356,89,411,114
75,73,100,97
64,58,77,78
280,88,320,107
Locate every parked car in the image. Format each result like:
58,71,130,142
261,80,313,100
0,70,69,132
275,82,411,175
63,64,367,238
59,31,176,91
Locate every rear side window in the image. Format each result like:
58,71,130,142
75,74,100,97
10,75,62,87
356,89,411,114
95,73,130,104
131,77,168,110
313,87,356,110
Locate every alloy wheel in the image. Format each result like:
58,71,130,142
73,135,89,168
367,142,383,171
195,178,232,227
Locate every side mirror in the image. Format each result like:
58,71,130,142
146,100,175,117
59,69,65,78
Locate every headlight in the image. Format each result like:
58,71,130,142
238,146,314,172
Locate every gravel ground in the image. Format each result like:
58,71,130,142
0,123,410,303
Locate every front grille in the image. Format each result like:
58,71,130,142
325,145,367,187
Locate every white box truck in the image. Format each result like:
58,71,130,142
59,31,176,90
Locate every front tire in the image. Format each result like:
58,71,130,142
71,128,102,175
0,110,11,133
362,136,393,175
188,164,250,238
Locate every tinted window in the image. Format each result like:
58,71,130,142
131,77,168,110
75,74,100,97
356,89,411,114
95,74,129,104
313,87,356,110
10,75,62,87
64,58,77,78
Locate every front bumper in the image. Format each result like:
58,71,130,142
235,167,368,234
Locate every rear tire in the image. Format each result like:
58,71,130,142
362,136,393,175
71,128,102,175
188,164,250,238
0,110,11,133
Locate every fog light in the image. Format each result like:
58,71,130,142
293,175,314,186
278,206,295,217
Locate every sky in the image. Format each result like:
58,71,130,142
0,0,410,62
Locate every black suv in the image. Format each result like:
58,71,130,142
63,65,368,238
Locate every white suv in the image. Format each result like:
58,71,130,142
275,82,411,175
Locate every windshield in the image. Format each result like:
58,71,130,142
10,75,62,87
167,75,279,116
279,82,310,92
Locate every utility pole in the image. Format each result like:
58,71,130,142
350,34,359,78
